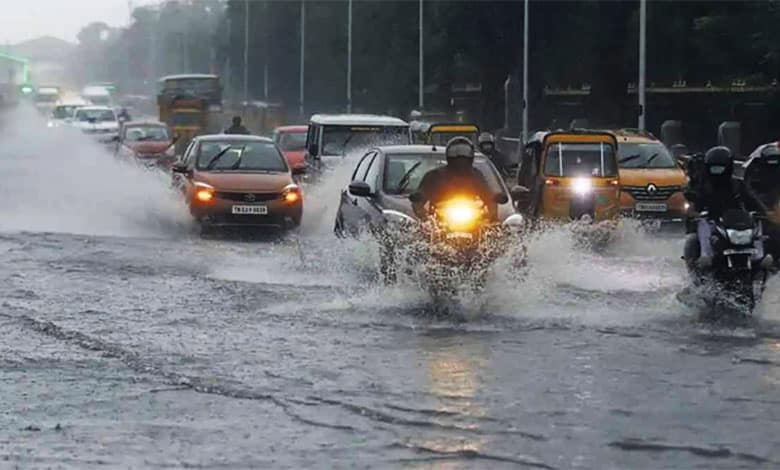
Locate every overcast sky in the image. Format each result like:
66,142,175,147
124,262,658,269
1,0,161,45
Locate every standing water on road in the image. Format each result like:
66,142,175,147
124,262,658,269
1,106,780,469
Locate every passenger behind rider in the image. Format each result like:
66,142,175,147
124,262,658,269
477,132,511,176
686,146,768,269
224,116,251,135
412,137,499,222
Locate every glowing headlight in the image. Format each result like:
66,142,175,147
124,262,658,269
439,199,481,231
572,178,593,196
726,228,753,246
194,182,215,203
282,183,302,203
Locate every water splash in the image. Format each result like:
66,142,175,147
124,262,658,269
0,105,191,238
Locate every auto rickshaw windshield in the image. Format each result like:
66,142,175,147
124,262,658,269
544,142,618,177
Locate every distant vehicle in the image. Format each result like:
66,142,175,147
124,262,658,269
304,114,411,173
81,85,114,106
170,134,302,231
410,121,480,146
612,128,689,226
71,106,120,143
157,74,223,153
272,125,308,173
116,121,176,170
33,86,60,113
47,98,89,127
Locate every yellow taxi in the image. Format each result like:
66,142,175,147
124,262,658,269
611,129,689,224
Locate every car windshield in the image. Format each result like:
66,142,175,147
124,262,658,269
278,131,306,151
321,125,409,156
124,126,169,142
618,142,677,169
383,154,505,196
75,109,116,122
544,142,618,177
196,141,288,172
52,106,78,119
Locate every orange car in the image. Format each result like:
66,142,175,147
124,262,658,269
612,129,689,224
171,135,303,231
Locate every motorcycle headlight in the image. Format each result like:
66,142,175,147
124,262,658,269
572,178,593,196
438,198,481,231
726,228,753,246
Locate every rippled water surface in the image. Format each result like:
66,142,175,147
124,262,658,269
1,107,780,469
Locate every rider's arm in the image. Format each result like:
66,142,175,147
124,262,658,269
412,173,434,218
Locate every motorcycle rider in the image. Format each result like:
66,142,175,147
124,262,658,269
117,108,132,122
686,146,769,269
224,116,251,135
743,143,780,265
412,136,499,221
477,132,511,176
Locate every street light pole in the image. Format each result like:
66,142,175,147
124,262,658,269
638,0,647,130
243,0,250,104
522,0,529,144
299,0,305,119
418,0,424,110
347,0,352,113
263,1,269,101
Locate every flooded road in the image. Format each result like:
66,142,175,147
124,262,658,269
2,108,780,469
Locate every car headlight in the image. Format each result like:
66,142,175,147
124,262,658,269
282,183,302,204
726,228,753,246
438,198,482,231
194,182,216,203
572,178,592,196
502,213,525,233
382,209,416,226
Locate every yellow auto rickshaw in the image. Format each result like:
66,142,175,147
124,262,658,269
514,130,621,223
410,121,480,146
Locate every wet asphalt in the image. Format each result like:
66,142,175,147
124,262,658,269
1,107,780,469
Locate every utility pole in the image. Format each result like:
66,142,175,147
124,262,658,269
346,0,352,113
522,0,529,144
263,1,269,101
243,0,250,104
638,0,647,130
418,0,424,110
299,0,305,119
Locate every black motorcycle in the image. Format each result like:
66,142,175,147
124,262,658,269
683,209,769,314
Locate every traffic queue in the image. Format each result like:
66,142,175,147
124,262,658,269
37,76,779,316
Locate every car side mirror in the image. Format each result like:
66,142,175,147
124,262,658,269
494,193,509,204
171,162,189,174
510,185,531,202
292,166,307,176
172,134,180,144
348,180,372,197
309,143,319,158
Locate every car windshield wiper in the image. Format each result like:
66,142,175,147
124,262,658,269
205,146,234,170
228,146,247,170
396,161,423,194
340,133,357,156
619,154,642,164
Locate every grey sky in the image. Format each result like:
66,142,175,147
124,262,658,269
1,0,160,45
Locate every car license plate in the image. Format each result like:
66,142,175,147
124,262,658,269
232,205,268,215
635,202,668,213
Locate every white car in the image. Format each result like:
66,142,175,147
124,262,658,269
71,106,120,142
47,99,89,128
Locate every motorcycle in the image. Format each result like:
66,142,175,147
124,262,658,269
683,208,771,316
378,194,525,296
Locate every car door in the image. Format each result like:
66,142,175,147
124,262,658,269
339,151,376,234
